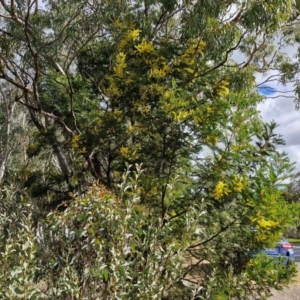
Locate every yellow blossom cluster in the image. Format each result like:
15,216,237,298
233,175,247,192
149,63,170,79
114,26,142,49
172,110,190,122
70,134,86,154
126,29,141,41
257,218,278,229
113,52,126,77
215,80,230,96
119,145,139,161
135,40,155,53
106,23,210,131
213,176,247,201
205,136,219,146
179,39,206,66
213,181,230,201
163,90,173,99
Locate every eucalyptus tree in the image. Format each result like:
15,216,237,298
0,82,29,185
0,83,16,184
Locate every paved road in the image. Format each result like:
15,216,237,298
293,245,300,263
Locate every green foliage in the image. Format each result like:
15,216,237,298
284,172,300,202
0,190,40,299
0,167,297,299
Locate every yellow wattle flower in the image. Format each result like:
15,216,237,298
214,181,230,201
127,29,142,41
135,40,155,53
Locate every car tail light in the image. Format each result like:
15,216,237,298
282,243,293,250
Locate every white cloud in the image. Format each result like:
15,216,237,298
257,85,300,171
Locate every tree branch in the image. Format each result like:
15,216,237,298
16,97,74,135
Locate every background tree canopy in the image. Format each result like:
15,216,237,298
0,0,300,299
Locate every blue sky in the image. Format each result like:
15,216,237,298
257,85,276,96
256,82,300,172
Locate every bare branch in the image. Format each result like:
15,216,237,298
198,30,248,79
0,70,33,93
16,97,74,135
